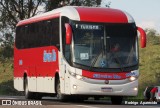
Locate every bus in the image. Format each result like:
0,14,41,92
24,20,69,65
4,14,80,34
14,6,146,104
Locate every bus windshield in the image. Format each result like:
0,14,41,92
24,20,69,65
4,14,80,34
71,22,138,70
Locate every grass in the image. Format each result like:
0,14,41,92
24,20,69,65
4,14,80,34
0,58,23,95
0,59,13,84
137,42,160,99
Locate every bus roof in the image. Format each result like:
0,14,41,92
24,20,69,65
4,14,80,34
16,6,135,26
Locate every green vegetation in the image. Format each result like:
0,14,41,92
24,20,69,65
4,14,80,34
0,58,17,95
137,32,160,99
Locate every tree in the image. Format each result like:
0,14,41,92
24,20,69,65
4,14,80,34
0,0,45,29
145,28,160,45
0,0,45,59
0,33,14,59
45,0,63,11
45,0,102,11
104,1,111,8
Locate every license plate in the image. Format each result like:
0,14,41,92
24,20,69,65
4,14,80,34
101,87,113,92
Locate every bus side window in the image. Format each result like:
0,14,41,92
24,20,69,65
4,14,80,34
51,18,60,49
45,20,51,46
28,24,34,48
61,16,70,63
47,20,52,46
16,18,60,49
21,26,26,49
24,26,29,48
42,21,47,46
16,26,21,49
41,22,45,47
37,22,41,47
34,23,39,48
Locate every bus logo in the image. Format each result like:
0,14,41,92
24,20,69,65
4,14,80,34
100,60,106,67
43,50,56,62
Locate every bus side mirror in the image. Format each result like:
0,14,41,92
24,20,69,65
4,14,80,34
137,27,146,48
65,23,72,45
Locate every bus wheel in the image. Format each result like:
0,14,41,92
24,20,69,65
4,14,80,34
34,93,42,100
111,96,123,105
24,77,33,99
56,80,66,101
94,96,100,100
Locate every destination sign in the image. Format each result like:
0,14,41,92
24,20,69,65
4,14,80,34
76,24,102,30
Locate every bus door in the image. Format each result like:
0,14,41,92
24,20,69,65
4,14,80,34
60,17,71,94
59,57,71,94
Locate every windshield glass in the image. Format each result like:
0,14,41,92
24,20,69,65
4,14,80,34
71,22,138,70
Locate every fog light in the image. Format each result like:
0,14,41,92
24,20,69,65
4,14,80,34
129,76,136,81
134,87,138,91
73,85,77,89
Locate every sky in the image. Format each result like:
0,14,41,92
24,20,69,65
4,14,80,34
101,0,160,33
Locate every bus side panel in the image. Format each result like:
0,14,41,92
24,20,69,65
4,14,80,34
28,67,36,91
14,46,59,93
36,65,54,92
35,47,59,93
14,67,24,91
14,47,25,91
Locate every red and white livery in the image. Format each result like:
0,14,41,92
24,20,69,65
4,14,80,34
14,6,146,104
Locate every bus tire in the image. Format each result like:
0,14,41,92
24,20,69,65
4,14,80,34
56,80,67,101
111,96,123,105
24,77,33,99
94,96,100,100
34,93,42,100
72,96,85,102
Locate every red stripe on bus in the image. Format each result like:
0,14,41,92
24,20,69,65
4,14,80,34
75,7,128,23
82,70,130,80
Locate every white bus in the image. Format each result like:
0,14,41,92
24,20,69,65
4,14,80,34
14,6,146,104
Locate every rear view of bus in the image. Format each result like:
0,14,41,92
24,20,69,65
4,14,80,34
14,6,146,104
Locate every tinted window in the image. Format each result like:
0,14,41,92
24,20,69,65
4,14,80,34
15,18,60,50
61,17,71,63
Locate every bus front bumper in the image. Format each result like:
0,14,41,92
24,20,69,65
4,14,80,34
69,77,138,96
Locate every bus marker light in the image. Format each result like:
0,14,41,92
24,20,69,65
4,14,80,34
134,87,138,91
73,85,77,89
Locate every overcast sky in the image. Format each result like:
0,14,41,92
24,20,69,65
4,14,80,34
101,0,160,33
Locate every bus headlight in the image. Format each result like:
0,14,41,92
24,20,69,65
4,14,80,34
69,72,84,80
129,76,137,82
76,75,83,80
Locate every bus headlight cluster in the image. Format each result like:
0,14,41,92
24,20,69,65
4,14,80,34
134,87,138,91
129,76,137,82
76,75,83,80
69,72,84,80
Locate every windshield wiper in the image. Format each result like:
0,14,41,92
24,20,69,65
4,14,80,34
112,52,124,72
89,49,103,71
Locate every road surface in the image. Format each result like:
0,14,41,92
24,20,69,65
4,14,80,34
0,96,160,108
